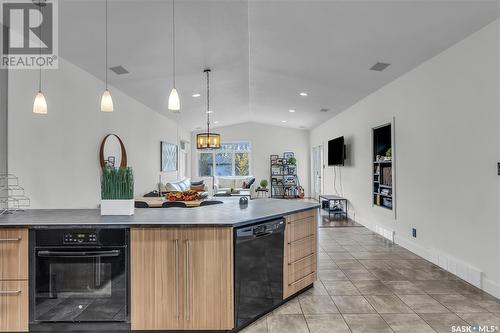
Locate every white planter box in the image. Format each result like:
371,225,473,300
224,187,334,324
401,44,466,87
100,199,135,216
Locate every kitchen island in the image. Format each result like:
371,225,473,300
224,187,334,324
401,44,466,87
0,199,319,332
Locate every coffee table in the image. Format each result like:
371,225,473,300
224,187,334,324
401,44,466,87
214,190,251,198
319,195,348,220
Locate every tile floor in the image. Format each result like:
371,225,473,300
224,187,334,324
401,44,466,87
240,226,500,333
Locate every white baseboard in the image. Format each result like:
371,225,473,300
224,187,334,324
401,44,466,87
351,216,499,298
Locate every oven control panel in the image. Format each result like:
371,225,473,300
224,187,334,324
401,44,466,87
63,232,97,244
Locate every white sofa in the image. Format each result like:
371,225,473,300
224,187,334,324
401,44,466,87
214,177,255,193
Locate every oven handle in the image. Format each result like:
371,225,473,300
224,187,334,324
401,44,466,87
37,250,120,258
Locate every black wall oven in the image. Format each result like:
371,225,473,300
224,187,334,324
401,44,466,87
31,228,129,324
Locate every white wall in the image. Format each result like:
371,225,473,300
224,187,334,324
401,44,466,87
311,20,500,296
191,122,310,197
8,58,189,209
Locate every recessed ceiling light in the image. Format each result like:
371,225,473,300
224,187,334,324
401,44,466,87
214,121,219,124
192,93,201,98
281,120,287,123
289,109,295,113
206,110,213,114
299,92,308,97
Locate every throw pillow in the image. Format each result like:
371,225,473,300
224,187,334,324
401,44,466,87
158,182,167,192
191,184,205,192
246,177,255,189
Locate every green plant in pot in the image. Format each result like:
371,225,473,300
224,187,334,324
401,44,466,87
287,157,297,165
260,179,269,189
100,166,135,215
385,148,392,159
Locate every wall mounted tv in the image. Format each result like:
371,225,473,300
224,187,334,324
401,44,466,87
328,136,345,166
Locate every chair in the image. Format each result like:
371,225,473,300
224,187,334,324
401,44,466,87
199,200,223,206
162,201,188,208
134,201,150,208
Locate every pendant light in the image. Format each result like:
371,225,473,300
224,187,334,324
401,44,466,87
196,69,221,149
33,1,47,114
168,0,180,112
100,0,113,112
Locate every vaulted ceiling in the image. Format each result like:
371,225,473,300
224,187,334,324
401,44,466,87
59,0,500,130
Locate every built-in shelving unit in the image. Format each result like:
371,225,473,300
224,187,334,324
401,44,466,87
373,124,393,210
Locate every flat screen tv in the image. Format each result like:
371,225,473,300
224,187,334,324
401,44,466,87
328,136,345,166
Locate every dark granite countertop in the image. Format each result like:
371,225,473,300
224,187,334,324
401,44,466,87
0,198,319,228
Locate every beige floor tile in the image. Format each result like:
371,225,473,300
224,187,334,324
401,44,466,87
419,313,469,333
398,294,450,313
334,259,365,270
342,314,393,333
298,295,339,314
240,316,268,333
305,314,350,333
431,294,489,313
365,295,413,313
319,269,348,281
272,298,302,315
323,280,361,296
327,252,355,260
267,314,309,333
381,313,436,333
413,281,459,294
300,281,329,296
353,280,394,295
332,295,376,314
457,312,500,327
382,281,427,295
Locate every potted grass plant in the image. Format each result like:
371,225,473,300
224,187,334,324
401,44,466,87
100,166,135,215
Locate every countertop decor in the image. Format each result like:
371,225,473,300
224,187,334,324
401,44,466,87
100,166,134,216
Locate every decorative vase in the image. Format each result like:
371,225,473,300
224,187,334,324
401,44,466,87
100,199,134,216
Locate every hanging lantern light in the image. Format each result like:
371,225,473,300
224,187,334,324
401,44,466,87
196,69,220,149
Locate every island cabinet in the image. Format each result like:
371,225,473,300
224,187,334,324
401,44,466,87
0,228,29,332
131,227,234,331
283,209,318,299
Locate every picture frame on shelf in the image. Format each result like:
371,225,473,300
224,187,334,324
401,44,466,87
270,154,279,161
283,152,294,159
287,165,296,175
271,165,281,175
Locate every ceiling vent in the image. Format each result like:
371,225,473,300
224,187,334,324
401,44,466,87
370,62,390,72
320,108,330,113
109,65,129,75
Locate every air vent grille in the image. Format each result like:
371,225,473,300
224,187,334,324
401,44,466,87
109,65,129,75
320,108,329,113
370,62,390,72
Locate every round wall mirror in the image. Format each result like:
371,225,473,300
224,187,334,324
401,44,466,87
99,134,128,168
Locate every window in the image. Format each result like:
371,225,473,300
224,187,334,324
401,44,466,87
198,142,251,177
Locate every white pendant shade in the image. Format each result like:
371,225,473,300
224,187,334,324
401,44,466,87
168,88,180,112
100,89,114,112
33,91,47,114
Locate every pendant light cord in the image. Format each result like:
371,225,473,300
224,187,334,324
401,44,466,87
206,69,210,136
38,1,42,92
172,0,176,88
105,0,108,90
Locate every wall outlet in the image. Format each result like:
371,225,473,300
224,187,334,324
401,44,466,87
412,228,417,238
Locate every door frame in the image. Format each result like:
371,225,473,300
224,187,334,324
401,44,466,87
311,145,324,200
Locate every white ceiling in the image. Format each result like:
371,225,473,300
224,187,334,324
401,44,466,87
59,0,500,131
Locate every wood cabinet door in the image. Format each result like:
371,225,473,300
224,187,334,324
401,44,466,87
0,229,28,281
0,280,28,332
131,228,184,330
183,227,234,330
